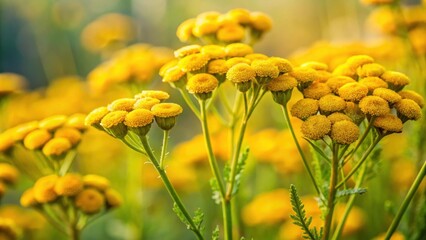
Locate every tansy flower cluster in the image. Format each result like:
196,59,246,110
286,55,423,144
87,44,174,94
0,163,19,199
161,42,293,100
176,8,272,45
20,173,122,215
85,90,183,139
0,114,86,174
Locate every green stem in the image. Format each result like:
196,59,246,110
222,200,233,240
59,150,77,176
336,136,382,189
281,106,321,196
384,160,426,240
139,136,204,240
331,157,368,240
179,89,201,119
199,100,226,197
160,130,169,169
323,143,339,240
342,117,375,165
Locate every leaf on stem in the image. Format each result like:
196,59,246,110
212,225,220,240
192,208,205,232
209,178,221,204
335,188,367,198
172,202,190,229
289,184,323,240
232,147,249,196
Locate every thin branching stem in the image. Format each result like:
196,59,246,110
323,143,339,240
159,130,169,169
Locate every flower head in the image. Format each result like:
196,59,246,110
249,12,273,31
10,121,39,141
359,77,388,93
174,45,201,58
319,94,347,114
226,63,256,92
301,115,331,140
207,59,229,75
330,120,360,144
245,53,269,61
0,163,19,185
290,99,319,120
290,67,318,83
20,188,38,207
301,61,328,71
178,53,210,72
65,113,87,131
162,66,186,84
398,90,424,108
33,175,59,203
151,103,183,130
133,97,160,110
267,74,297,92
251,59,280,84
107,98,136,112
23,129,52,150
327,112,353,124
75,188,105,214
186,73,219,97
226,57,251,68
381,71,410,91
135,90,170,101
332,64,356,78
356,63,386,78
0,131,14,153
225,43,253,57
326,76,356,94
83,174,110,191
39,115,67,131
373,88,401,104
201,45,226,59
338,82,369,102
359,96,390,116
217,23,245,43
85,106,110,127
54,173,83,196
176,18,196,42
394,99,422,121
54,127,82,145
269,57,293,74
345,55,375,71
225,8,251,25
42,137,72,157
104,188,123,209
374,114,403,134
125,109,154,135
303,81,331,100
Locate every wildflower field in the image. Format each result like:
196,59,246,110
0,0,425,239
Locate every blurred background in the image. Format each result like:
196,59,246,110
0,0,425,239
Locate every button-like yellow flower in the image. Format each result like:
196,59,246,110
267,74,297,92
178,53,210,73
381,71,410,91
107,98,136,112
54,127,82,145
125,109,154,135
301,115,331,140
10,121,39,141
41,137,72,158
162,66,186,87
176,18,196,42
151,103,183,130
374,114,403,134
269,57,293,74
359,96,390,116
133,97,161,110
65,113,87,131
207,59,229,78
217,23,245,43
245,53,269,61
23,129,52,150
319,94,347,114
0,131,15,153
394,99,422,121
100,111,128,138
186,73,219,98
39,115,67,131
327,112,353,124
301,61,328,71
326,76,356,94
135,90,170,101
330,120,359,145
54,173,83,196
357,63,386,78
373,88,401,104
85,106,110,129
303,81,331,100
359,77,388,93
33,174,59,203
226,63,255,92
332,64,356,78
0,163,19,185
174,45,201,58
20,187,38,207
249,12,273,32
201,45,226,59
75,188,105,214
104,188,123,209
290,98,319,120
290,67,318,84
83,174,110,192
226,57,251,68
338,82,369,102
225,43,253,57
251,59,280,84
398,90,424,108
225,8,251,25
345,55,374,71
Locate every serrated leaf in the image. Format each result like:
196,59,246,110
336,188,367,198
172,203,190,229
192,208,204,231
232,147,249,196
209,178,221,204
212,225,220,240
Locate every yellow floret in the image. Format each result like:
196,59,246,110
107,98,136,112
359,96,390,116
162,66,186,83
338,82,369,102
178,53,210,72
217,23,245,43
303,81,331,100
23,129,52,150
83,174,110,191
345,55,375,71
266,74,297,92
359,77,388,93
251,59,280,79
332,64,356,78
225,8,251,24
226,63,256,83
245,53,269,61
85,106,110,126
373,88,402,104
100,111,127,128
176,18,196,42
301,115,331,140
318,94,347,113
330,120,360,144
207,59,229,75
135,90,170,101
174,44,201,58
398,90,424,108
356,63,386,78
225,43,253,57
65,113,87,131
75,188,105,214
290,98,319,120
301,61,328,71
290,67,318,83
0,163,19,185
42,137,72,156
151,103,183,118
54,127,82,145
327,112,353,124
374,114,403,134
249,12,273,31
226,57,251,68
124,109,154,127
326,76,356,94
54,173,83,196
186,73,219,93
39,115,67,131
20,187,38,207
10,121,39,141
201,45,226,59
269,57,293,74
394,99,422,121
33,174,59,203
0,131,14,153
133,97,161,110
104,188,123,209
381,71,410,91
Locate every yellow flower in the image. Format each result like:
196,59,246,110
249,12,273,32
269,57,293,74
394,99,422,121
301,61,328,71
176,18,196,42
39,115,67,131
216,23,245,43
9,121,39,141
338,82,369,102
398,90,424,108
359,96,390,116
319,94,347,114
201,45,226,59
345,55,374,71
207,59,229,75
125,109,154,127
245,53,269,61
0,163,19,185
225,8,251,25
381,71,410,91
356,63,386,78
54,127,82,146
23,129,52,150
42,137,72,157
251,59,280,83
374,114,403,134
151,103,183,118
225,43,253,57
159,60,178,77
107,98,136,112
373,88,401,104
65,113,87,131
192,12,221,37
291,98,319,120
301,115,331,140
162,66,186,84
330,120,360,144
85,106,110,127
186,73,219,94
75,188,105,214
290,67,318,83
0,73,26,96
267,74,298,92
133,97,160,110
20,188,38,207
327,112,353,124
225,57,251,68
33,175,59,203
226,63,255,83
0,131,14,153
359,77,388,93
303,81,331,100
0,218,19,240
326,76,356,94
174,45,201,58
54,173,83,196
100,111,127,129
135,90,170,101
178,53,210,73
83,174,110,192
104,188,123,209
332,64,356,78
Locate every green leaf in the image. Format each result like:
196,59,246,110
172,203,190,229
289,184,323,240
209,178,221,204
232,147,249,196
336,188,367,198
212,225,220,240
192,208,205,231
